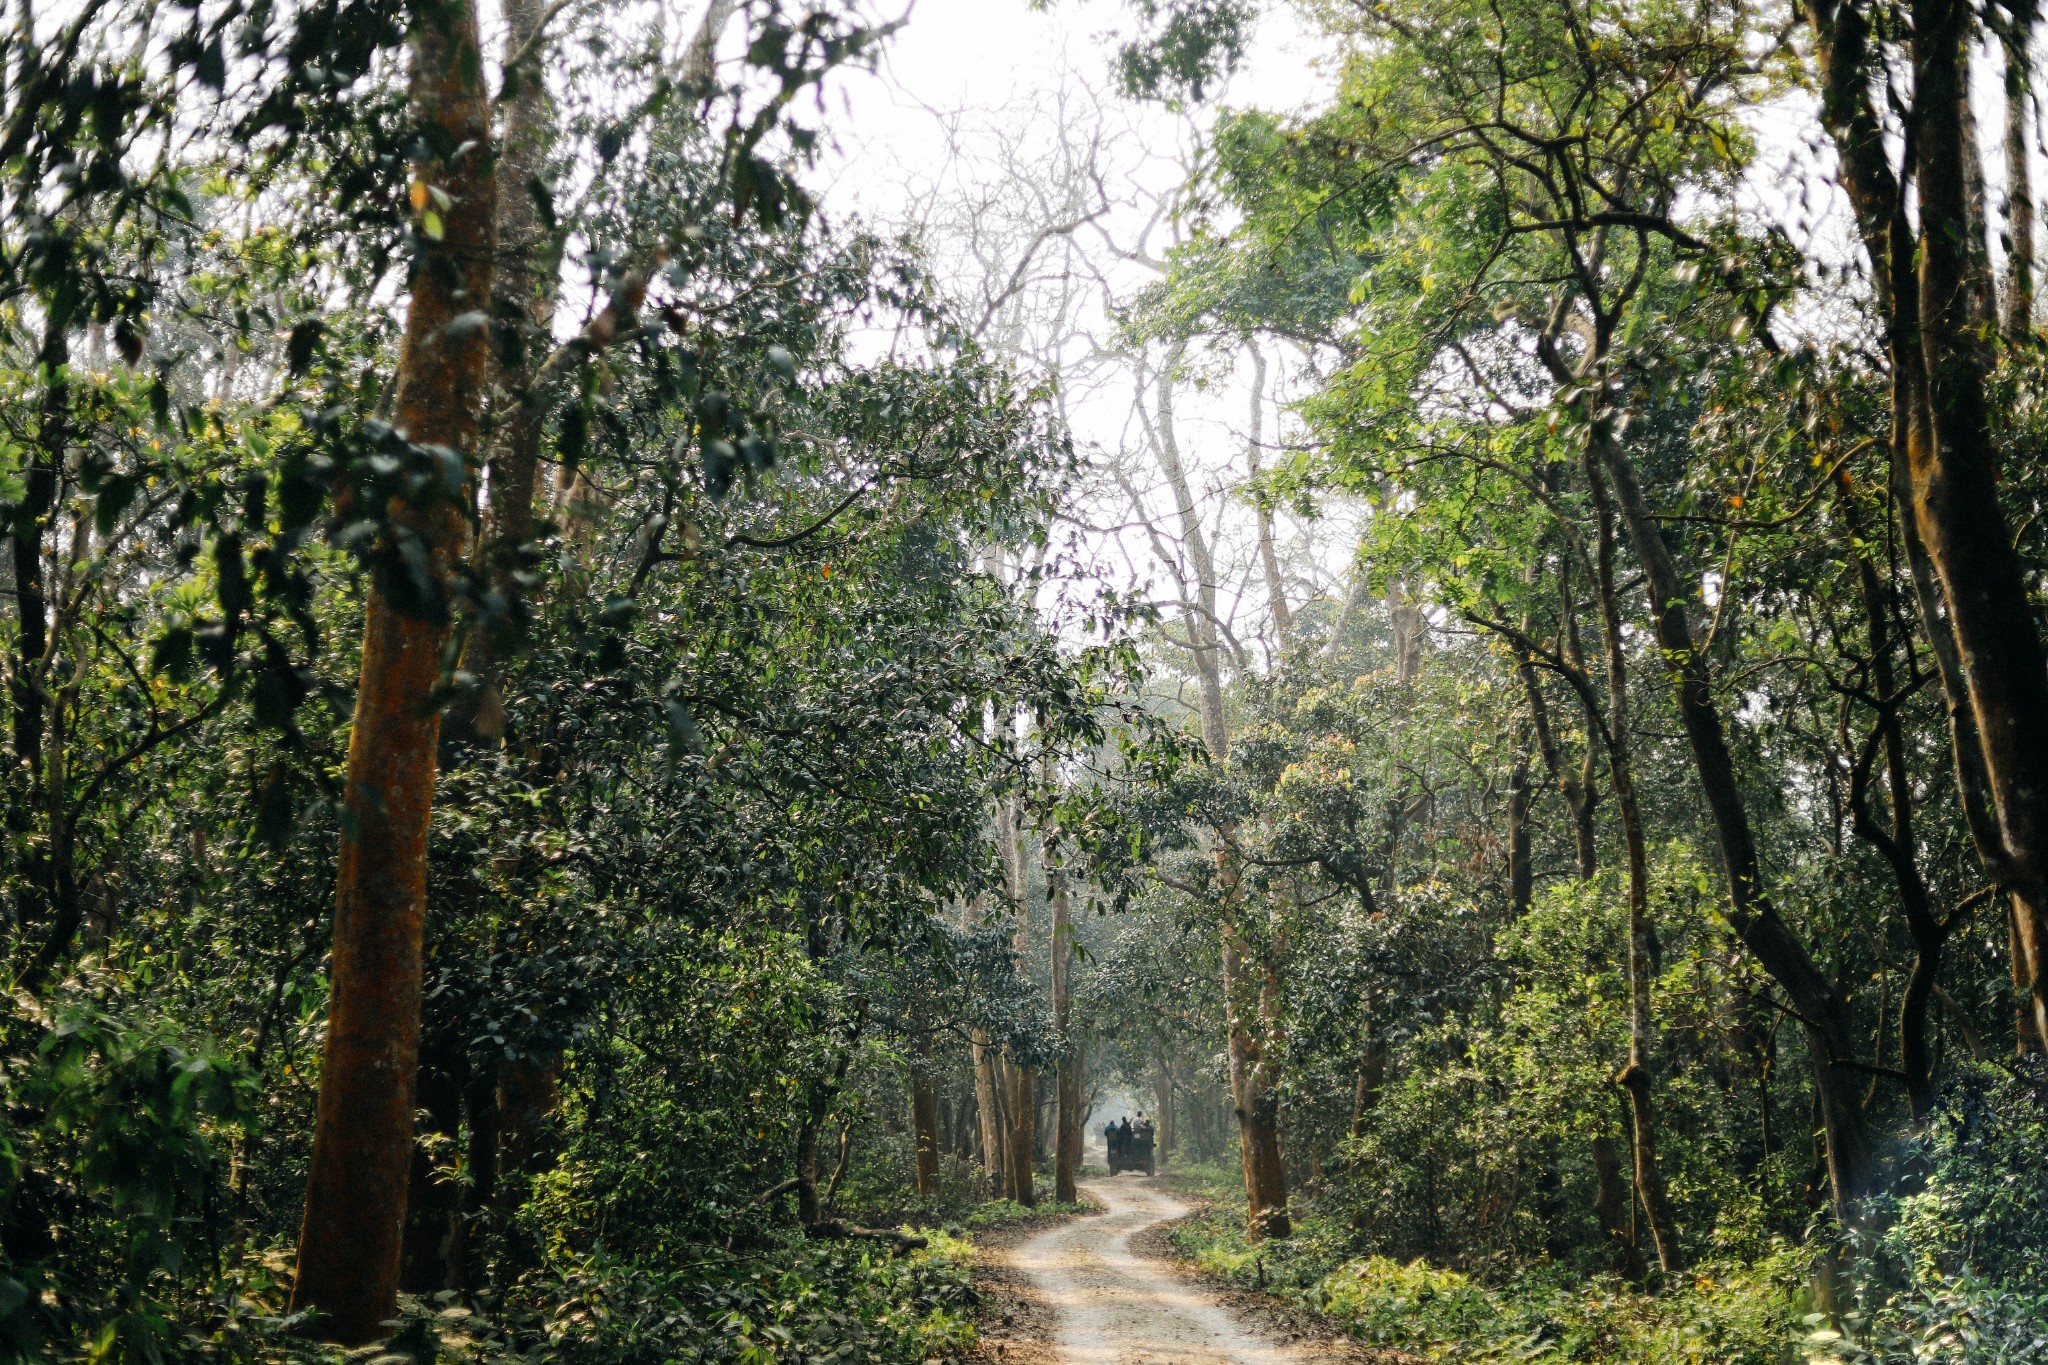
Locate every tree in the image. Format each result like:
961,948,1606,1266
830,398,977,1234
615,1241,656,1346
1800,0,2048,1051
289,0,497,1338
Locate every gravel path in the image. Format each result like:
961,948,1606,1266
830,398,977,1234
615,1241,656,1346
1005,1175,1310,1365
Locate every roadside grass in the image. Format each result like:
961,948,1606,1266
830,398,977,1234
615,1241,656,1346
1149,1158,1242,1204
1162,1185,1814,1365
954,1197,1095,1232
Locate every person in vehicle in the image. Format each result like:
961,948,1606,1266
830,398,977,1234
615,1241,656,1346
1105,1114,1130,1166
1125,1113,1156,1174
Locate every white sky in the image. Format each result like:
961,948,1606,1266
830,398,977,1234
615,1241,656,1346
823,0,1331,206
807,1,1357,663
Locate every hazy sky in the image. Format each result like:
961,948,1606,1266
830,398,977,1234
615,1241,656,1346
824,0,1328,210
808,1,1355,652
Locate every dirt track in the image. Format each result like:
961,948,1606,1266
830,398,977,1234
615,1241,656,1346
1004,1176,1311,1365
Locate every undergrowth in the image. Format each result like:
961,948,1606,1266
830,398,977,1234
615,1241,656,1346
1163,1064,2048,1365
1166,1202,1812,1365
167,1232,979,1365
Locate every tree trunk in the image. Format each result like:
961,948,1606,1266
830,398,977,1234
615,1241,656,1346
459,1061,501,1287
1507,747,1533,916
1153,1057,1176,1165
1836,475,1948,1117
957,887,1009,1194
1224,922,1290,1238
796,1089,827,1228
290,1,496,1342
2012,898,2039,1053
796,1047,854,1229
1388,582,1426,684
1958,38,2000,325
496,1054,561,1188
949,1091,973,1158
1590,1134,1648,1282
1056,1039,1084,1199
1050,845,1081,1203
1518,648,1598,880
442,0,556,753
1006,1059,1037,1206
2004,0,2038,339
1596,432,1875,1222
1585,458,1681,1275
399,1042,465,1293
911,1063,941,1198
1909,0,2048,1053
971,1026,1008,1196
1348,1012,1384,1143
11,321,65,989
8,321,59,795
999,791,1035,1207
1151,351,1289,1235
1245,345,1292,647
1802,0,2048,1056
684,0,741,83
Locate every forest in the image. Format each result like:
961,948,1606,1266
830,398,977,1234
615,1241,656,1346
2,0,2047,1360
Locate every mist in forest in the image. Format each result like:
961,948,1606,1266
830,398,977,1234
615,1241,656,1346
2,1,2046,1362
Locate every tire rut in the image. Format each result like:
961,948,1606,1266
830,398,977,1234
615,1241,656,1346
1003,1176,1314,1365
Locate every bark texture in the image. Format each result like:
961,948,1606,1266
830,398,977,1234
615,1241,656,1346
1506,749,1533,917
971,1025,1008,1195
1149,354,1289,1237
1908,0,2048,1052
1006,1060,1037,1206
442,0,555,752
1222,922,1290,1237
2003,0,2038,339
999,792,1036,1206
290,1,496,1340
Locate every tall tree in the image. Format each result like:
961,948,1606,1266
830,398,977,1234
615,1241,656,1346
1050,821,1084,1203
291,0,497,1338
1802,0,2048,1051
1143,353,1290,1237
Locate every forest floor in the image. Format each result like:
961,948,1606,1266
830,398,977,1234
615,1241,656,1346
965,1173,1406,1365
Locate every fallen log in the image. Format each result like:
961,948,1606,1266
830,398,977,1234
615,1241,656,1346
803,1219,929,1254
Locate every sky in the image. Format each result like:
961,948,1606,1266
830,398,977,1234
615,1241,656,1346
803,1,1358,657
823,0,1330,206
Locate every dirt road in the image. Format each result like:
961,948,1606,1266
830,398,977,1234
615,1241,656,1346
1004,1176,1311,1365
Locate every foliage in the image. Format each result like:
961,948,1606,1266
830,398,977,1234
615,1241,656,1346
1821,1062,2048,1363
0,0,1169,1358
5,0,2048,1358
1171,1198,1814,1365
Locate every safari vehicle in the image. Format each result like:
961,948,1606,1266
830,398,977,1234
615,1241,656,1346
1106,1123,1155,1176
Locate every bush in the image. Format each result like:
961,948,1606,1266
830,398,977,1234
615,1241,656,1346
162,1233,981,1365
1823,1060,2048,1364
1175,1060,2048,1365
0,995,256,1364
493,1235,978,1365
1169,1202,1812,1364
